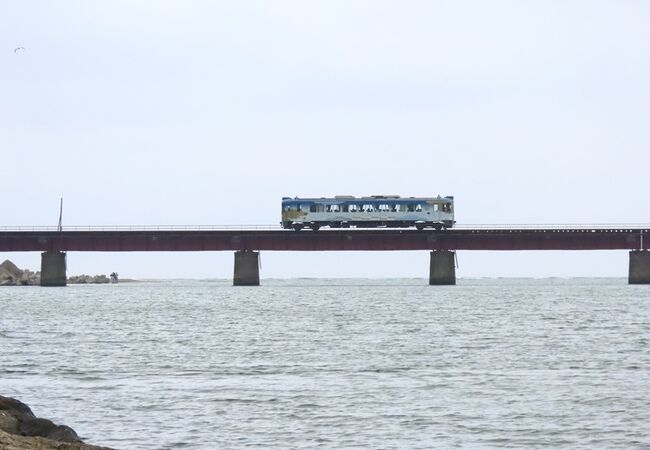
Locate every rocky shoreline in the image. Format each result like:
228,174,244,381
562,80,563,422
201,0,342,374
0,395,113,449
0,260,115,286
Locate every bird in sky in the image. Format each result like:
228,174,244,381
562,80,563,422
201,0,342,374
14,47,25,53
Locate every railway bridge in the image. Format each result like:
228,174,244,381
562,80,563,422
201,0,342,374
0,225,649,286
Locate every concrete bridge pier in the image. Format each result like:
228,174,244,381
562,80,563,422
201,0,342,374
40,252,67,287
233,251,260,286
629,251,650,284
429,251,456,285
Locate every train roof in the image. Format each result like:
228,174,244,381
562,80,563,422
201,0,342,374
282,195,453,203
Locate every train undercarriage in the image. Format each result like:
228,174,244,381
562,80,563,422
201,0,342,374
283,221,454,231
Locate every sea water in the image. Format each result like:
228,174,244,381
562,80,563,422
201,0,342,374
1,279,649,449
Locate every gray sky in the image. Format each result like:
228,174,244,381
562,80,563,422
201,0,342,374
2,1,649,278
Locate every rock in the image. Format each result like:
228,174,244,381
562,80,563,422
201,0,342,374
0,261,37,286
20,270,38,285
0,410,20,434
0,395,34,416
68,275,110,284
0,396,113,449
0,395,79,443
0,430,113,450
0,260,113,286
18,417,81,443
0,268,17,286
0,260,22,279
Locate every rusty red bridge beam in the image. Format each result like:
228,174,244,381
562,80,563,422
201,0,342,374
0,229,647,252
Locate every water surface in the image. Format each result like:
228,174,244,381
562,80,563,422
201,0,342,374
1,279,649,449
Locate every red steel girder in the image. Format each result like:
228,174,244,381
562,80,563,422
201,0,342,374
0,229,647,252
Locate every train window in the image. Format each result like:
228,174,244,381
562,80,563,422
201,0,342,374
378,204,389,212
442,203,451,212
311,204,325,212
349,204,358,212
330,204,340,213
415,204,422,212
342,205,349,212
362,204,374,212
390,204,399,212
433,204,439,211
407,204,415,212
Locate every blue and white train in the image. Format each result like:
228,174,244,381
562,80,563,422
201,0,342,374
281,195,455,231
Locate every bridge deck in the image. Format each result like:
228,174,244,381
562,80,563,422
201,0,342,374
0,228,647,252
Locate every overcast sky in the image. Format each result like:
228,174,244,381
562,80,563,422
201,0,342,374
2,1,649,278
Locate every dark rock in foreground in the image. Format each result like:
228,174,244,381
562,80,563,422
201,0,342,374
0,395,114,450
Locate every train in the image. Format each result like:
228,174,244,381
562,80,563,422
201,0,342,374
281,195,455,231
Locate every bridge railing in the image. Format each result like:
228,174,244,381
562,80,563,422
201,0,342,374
453,223,650,230
1,224,649,232
0,224,283,231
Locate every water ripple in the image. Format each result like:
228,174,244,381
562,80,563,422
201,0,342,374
1,278,649,449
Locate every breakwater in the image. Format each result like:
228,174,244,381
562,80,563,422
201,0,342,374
0,260,111,286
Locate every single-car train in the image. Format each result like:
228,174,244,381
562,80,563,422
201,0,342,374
281,195,454,231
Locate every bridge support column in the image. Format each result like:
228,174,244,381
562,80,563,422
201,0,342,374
40,252,67,287
429,251,456,285
233,251,260,286
629,251,650,284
